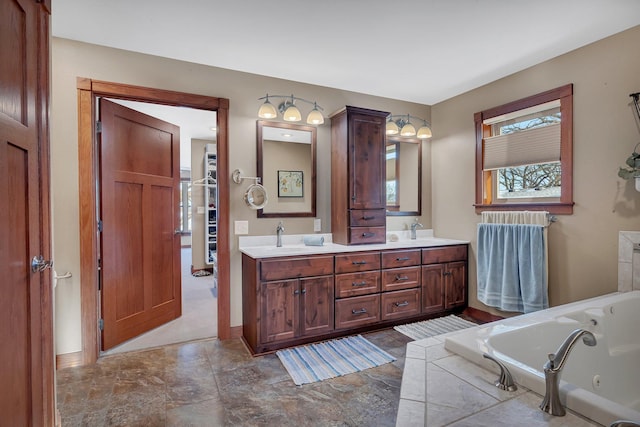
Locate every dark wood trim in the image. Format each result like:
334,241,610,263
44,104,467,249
474,84,574,214
55,352,84,370
37,4,55,425
385,136,422,216
462,306,505,324
77,79,231,363
229,325,243,338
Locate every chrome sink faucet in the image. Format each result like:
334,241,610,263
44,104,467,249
410,218,423,240
540,329,597,416
276,221,285,247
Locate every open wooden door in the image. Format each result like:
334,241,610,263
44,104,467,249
99,99,182,350
0,0,54,425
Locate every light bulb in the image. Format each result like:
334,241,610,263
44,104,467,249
258,100,277,119
386,120,399,135
283,104,301,122
400,122,416,137
416,125,432,139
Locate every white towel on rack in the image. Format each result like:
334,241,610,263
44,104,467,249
481,210,549,226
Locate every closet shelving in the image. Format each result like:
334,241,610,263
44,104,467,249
204,147,217,265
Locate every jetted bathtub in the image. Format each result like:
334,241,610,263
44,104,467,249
445,291,640,426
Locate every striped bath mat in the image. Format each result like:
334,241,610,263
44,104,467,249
276,335,396,386
394,314,477,341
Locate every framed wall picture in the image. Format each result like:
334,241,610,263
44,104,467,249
278,170,303,197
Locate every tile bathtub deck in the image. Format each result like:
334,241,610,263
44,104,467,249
395,333,603,427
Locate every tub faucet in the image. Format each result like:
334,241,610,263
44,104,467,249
276,221,285,247
610,421,640,427
539,329,597,416
410,219,423,240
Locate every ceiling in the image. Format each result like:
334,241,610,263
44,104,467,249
52,1,640,169
52,0,640,106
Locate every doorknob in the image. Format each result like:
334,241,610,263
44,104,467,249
31,255,53,273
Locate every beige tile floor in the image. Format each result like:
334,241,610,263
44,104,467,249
395,334,603,427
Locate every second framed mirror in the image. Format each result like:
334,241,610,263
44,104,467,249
257,120,317,218
386,136,422,216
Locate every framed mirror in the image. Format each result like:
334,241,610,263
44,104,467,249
257,120,316,218
386,136,422,216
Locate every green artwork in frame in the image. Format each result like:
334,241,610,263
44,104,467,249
278,170,303,197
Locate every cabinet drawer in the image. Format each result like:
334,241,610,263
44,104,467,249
422,245,468,265
349,209,386,227
335,271,381,298
381,289,421,321
381,266,420,292
260,255,334,281
349,226,386,244
335,252,380,273
335,294,380,330
381,249,421,268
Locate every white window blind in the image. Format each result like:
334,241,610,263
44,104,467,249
483,123,560,171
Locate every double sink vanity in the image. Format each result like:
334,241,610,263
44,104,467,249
242,105,468,355
240,233,469,355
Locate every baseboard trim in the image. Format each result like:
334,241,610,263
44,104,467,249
56,351,84,370
229,325,243,339
462,307,504,324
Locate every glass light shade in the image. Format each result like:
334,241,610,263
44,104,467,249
283,104,302,121
386,120,399,135
400,122,416,137
416,125,432,139
258,101,277,119
306,108,324,125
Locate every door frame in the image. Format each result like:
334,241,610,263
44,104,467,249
77,78,230,364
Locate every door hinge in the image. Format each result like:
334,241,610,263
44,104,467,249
98,220,103,232
96,121,102,133
98,318,104,331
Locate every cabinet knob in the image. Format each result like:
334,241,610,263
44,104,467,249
396,257,410,261
352,261,368,265
351,308,367,315
361,232,375,238
351,281,368,287
395,275,409,281
362,216,375,220
394,301,409,307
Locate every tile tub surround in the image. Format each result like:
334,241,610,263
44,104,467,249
618,231,640,292
396,333,600,427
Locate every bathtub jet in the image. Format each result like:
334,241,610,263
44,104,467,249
540,329,597,416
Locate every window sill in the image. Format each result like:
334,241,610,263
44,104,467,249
474,202,573,215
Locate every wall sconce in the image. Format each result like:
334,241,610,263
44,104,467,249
257,94,325,125
386,114,432,139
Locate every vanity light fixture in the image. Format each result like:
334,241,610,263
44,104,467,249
257,94,325,125
386,114,432,139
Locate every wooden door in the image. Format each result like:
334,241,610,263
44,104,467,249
422,264,445,313
349,112,386,210
0,0,54,425
300,276,334,337
100,99,181,350
261,279,298,343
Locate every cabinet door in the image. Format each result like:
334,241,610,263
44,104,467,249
445,261,467,309
349,113,385,209
261,279,298,343
422,264,445,313
300,276,334,337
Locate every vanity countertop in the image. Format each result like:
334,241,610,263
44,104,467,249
239,231,469,259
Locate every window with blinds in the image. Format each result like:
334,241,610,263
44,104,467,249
474,85,574,214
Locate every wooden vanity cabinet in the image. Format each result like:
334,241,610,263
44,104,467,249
334,252,381,330
330,106,389,245
242,254,334,354
421,246,468,313
242,244,468,355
